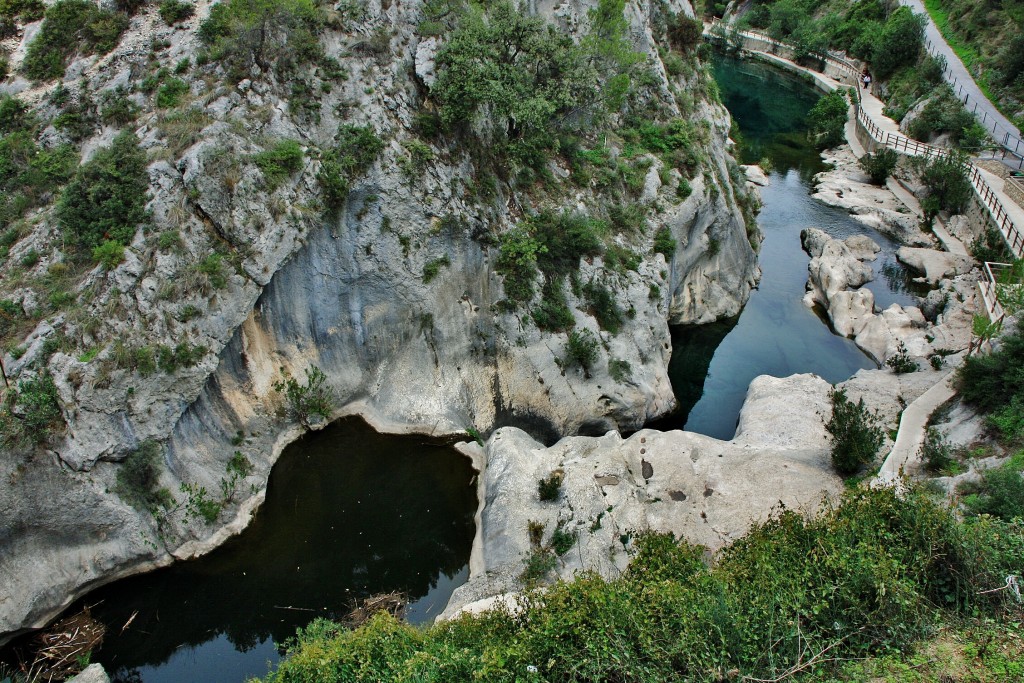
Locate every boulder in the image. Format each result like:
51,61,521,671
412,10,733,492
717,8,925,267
897,247,972,285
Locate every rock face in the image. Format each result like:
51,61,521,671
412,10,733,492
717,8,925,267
897,247,972,285
442,373,844,619
0,0,758,641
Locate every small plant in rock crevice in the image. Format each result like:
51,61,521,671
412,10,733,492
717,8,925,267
538,471,563,502
886,341,919,374
274,366,335,427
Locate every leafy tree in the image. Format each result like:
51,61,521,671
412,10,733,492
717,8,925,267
920,152,971,219
826,387,884,475
199,0,325,81
57,130,149,251
807,89,848,149
872,6,925,80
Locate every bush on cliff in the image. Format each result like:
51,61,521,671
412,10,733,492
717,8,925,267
808,89,848,149
257,486,1023,682
826,387,884,475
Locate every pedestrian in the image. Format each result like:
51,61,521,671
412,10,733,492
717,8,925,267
862,70,871,92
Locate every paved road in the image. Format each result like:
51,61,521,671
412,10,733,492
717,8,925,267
899,0,1023,149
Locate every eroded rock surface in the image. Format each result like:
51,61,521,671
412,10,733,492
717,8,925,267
442,374,844,619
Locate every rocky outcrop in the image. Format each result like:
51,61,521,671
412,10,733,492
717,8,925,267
442,373,844,619
801,228,978,365
897,246,973,285
0,0,758,641
812,147,931,246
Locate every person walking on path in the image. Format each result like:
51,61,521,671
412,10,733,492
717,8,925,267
862,70,871,93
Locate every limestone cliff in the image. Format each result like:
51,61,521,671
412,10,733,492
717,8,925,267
0,0,757,641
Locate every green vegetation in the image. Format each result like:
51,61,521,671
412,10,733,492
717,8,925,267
92,239,125,269
257,486,1023,683
114,440,174,513
871,6,925,80
652,226,677,258
181,482,221,524
56,130,149,254
317,125,384,209
432,0,643,170
960,453,1024,522
254,139,304,190
582,280,622,334
807,89,848,149
155,78,189,109
885,341,919,374
858,148,898,185
22,0,128,81
100,87,140,126
0,372,63,447
564,328,600,372
922,0,1024,128
826,387,884,475
920,426,956,474
907,85,987,148
919,152,972,220
537,471,563,502
0,0,45,38
608,358,631,383
549,524,577,556
159,0,194,25
422,255,450,284
496,212,604,306
274,366,335,427
0,95,78,231
958,322,1024,442
199,0,325,82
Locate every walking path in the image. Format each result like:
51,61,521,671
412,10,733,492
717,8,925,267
898,0,1023,151
873,373,956,486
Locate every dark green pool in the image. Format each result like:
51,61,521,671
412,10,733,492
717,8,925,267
65,418,477,683
661,54,924,440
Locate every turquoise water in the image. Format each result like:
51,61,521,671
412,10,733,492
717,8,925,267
42,418,477,683
662,55,922,440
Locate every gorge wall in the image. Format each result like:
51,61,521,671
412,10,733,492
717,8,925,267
0,0,758,641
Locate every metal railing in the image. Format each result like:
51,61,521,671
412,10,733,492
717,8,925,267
703,22,1024,260
921,36,1024,167
979,261,1011,324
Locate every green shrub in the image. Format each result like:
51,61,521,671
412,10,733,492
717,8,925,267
317,125,383,208
531,284,574,332
114,440,174,512
826,387,884,475
550,524,577,555
872,6,925,80
57,130,149,251
100,87,139,126
582,280,623,334
920,152,972,219
0,372,63,446
969,227,1012,263
254,139,304,190
257,486,1024,683
608,358,631,383
921,426,955,473
564,328,599,371
989,395,1024,442
156,342,206,373
496,227,544,303
433,0,640,169
962,461,1024,522
859,148,899,185
92,239,125,268
159,0,194,25
808,89,848,149
537,471,563,502
199,0,325,82
195,253,227,290
422,255,450,283
885,341,919,374
957,323,1024,416
181,482,221,523
274,366,335,427
155,78,189,108
22,0,129,81
653,226,677,258
520,548,558,585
